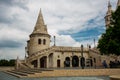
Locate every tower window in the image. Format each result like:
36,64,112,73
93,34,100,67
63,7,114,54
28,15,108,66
43,39,46,45
38,39,41,44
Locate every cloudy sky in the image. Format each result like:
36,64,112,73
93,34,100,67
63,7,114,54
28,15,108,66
0,0,118,59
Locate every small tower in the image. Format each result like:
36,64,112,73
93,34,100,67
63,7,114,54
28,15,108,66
117,0,120,6
27,9,51,55
117,0,120,7
105,0,112,29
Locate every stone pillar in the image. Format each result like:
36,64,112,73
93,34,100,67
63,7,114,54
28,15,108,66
70,57,72,67
79,58,81,67
37,58,40,68
46,56,49,68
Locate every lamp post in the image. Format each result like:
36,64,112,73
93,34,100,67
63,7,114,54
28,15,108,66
25,47,27,63
54,36,56,46
81,44,85,69
81,45,83,57
94,38,96,48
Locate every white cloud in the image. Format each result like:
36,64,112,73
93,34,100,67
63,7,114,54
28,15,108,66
0,26,28,41
0,47,25,60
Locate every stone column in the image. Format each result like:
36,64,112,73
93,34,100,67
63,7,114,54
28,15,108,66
70,57,72,67
46,56,49,68
37,58,40,68
79,58,80,67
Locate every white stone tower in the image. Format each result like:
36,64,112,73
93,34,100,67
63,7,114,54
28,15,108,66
105,0,120,29
117,0,120,7
105,0,112,29
27,9,51,55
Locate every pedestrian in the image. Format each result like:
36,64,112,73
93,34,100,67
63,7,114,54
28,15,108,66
102,60,108,68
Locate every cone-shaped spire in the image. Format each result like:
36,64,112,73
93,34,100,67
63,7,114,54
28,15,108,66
36,9,45,26
32,9,48,34
105,0,112,28
106,0,112,15
108,0,112,10
117,0,120,7
108,0,111,7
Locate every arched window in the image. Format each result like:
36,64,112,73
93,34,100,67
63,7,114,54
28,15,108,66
38,39,41,44
43,39,46,45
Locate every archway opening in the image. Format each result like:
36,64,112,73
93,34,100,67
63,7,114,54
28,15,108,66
64,57,70,67
31,60,37,68
57,59,60,67
80,57,85,68
40,56,47,68
72,56,79,67
90,59,93,67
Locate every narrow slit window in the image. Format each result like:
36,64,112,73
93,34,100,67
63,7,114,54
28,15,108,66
38,39,41,44
43,39,46,45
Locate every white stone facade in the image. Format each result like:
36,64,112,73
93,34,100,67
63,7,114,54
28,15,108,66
23,10,99,69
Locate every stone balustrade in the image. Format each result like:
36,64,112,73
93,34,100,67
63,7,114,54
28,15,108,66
26,46,89,63
54,46,89,52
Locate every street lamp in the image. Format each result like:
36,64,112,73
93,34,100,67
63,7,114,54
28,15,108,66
54,36,56,46
81,45,83,57
80,44,85,69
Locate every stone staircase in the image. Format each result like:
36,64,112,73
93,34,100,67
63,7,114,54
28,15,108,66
27,46,55,62
4,68,54,78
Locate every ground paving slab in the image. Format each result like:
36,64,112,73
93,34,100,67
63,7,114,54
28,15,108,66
3,68,120,78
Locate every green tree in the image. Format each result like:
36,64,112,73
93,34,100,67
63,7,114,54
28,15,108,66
0,59,9,66
8,59,15,66
0,59,15,66
97,6,120,55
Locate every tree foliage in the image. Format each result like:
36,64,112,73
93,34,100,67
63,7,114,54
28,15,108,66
0,59,15,66
97,6,120,55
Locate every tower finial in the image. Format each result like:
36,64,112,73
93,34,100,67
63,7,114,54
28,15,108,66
105,0,112,28
37,8,44,25
108,0,112,8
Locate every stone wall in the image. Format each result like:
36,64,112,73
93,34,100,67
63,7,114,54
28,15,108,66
27,69,120,78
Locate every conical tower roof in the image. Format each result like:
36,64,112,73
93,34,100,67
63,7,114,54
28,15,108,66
108,0,112,8
106,0,112,15
32,9,48,34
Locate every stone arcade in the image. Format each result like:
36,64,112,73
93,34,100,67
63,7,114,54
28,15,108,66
16,0,120,69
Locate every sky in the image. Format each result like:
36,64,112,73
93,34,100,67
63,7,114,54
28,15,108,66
0,0,118,59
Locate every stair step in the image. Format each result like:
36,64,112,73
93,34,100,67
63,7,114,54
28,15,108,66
16,70,35,74
7,70,28,76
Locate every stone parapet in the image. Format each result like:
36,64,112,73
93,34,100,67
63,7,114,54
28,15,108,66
27,69,120,78
110,75,120,80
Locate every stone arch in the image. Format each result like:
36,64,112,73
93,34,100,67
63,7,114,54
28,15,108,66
80,57,85,68
57,59,60,67
31,60,37,68
72,56,79,67
48,53,53,68
90,58,93,67
40,56,47,68
64,57,70,67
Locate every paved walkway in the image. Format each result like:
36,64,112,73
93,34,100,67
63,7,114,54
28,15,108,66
3,68,120,78
0,71,110,80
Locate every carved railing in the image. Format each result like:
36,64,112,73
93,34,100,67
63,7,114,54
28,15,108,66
54,46,89,52
27,46,55,62
89,49,100,54
27,46,89,63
